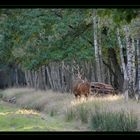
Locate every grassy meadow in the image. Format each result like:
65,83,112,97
0,88,139,131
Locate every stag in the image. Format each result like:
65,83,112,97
62,60,91,98
73,80,90,98
72,65,90,99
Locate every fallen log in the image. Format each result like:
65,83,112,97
90,82,115,96
91,82,114,90
91,88,114,94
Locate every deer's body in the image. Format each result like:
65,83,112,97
73,79,90,98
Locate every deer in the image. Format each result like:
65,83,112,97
71,62,91,99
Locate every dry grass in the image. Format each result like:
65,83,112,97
0,88,73,114
0,88,139,114
1,88,140,131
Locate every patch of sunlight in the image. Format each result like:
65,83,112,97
0,111,13,116
71,97,88,106
70,95,123,107
15,109,40,116
102,95,123,101
22,125,45,130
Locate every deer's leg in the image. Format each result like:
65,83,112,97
84,93,89,100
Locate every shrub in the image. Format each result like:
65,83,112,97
90,109,138,131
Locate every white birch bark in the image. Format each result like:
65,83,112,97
135,39,140,101
117,28,129,100
93,10,102,82
125,26,134,98
132,38,136,88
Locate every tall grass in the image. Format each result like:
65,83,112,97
90,108,138,131
1,88,140,131
65,101,92,123
0,88,73,114
65,108,77,121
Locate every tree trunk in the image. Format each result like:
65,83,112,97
25,70,30,87
42,65,47,90
91,61,96,82
28,70,33,88
117,28,129,99
31,70,35,88
46,65,53,89
125,26,134,98
93,10,102,82
108,48,124,90
34,70,38,90
49,62,62,92
15,67,19,87
38,67,45,90
135,39,140,101
98,18,105,83
132,38,136,88
61,61,67,92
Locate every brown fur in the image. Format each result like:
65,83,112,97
73,81,90,98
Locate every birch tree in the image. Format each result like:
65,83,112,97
125,26,135,98
117,28,129,100
93,9,102,82
135,39,140,101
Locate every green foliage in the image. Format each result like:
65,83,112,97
0,9,95,70
0,8,139,71
97,9,138,26
101,27,117,48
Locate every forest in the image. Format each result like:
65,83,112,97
0,9,140,131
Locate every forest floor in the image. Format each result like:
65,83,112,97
0,88,140,131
